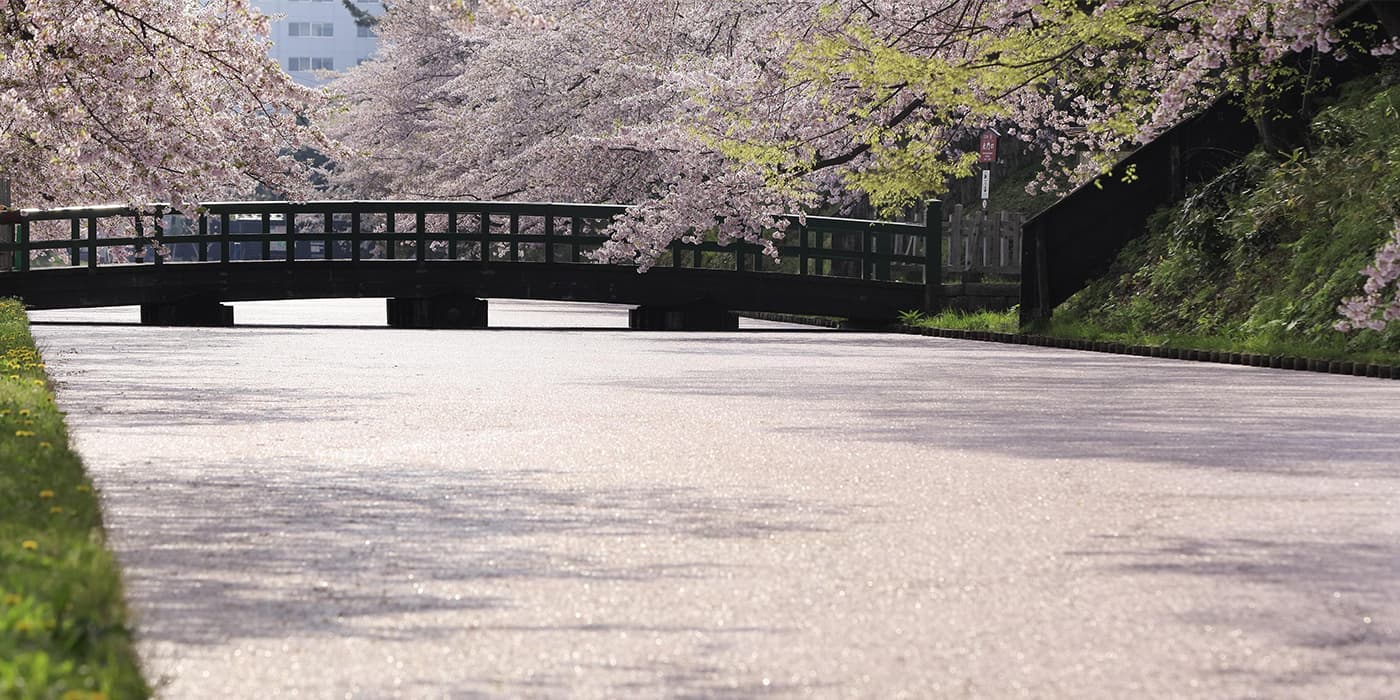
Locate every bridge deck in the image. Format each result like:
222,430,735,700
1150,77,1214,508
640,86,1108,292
0,260,925,320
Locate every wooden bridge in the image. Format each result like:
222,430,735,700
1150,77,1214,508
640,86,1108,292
0,200,951,329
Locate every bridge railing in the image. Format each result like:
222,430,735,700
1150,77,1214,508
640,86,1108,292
0,200,942,286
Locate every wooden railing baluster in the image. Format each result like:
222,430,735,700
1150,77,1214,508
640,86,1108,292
69,219,80,267
350,212,362,262
152,210,164,266
509,214,519,262
87,217,99,269
198,214,209,262
544,213,555,264
798,224,808,276
17,221,29,272
481,212,492,262
219,213,231,264
285,209,296,263
324,212,334,261
448,212,459,260
571,217,582,263
416,211,427,262
385,210,396,260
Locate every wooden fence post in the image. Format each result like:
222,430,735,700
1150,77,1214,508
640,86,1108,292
923,199,943,312
946,204,963,270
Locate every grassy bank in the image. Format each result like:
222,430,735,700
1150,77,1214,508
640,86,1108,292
905,69,1400,366
904,307,1400,367
0,300,148,699
1051,69,1400,357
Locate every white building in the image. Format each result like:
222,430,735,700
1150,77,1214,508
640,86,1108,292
254,0,384,85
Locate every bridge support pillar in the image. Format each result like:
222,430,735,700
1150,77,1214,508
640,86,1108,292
387,295,488,329
140,299,234,327
629,302,738,331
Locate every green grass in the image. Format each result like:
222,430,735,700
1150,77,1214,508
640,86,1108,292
0,299,149,700
901,308,1020,333
903,307,1400,366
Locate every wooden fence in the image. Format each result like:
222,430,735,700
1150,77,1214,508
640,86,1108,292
890,205,1023,280
944,206,1022,278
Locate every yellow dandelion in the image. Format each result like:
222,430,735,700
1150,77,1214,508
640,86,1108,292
30,379,41,386
7,375,18,381
20,540,37,550
38,490,54,499
75,484,91,493
16,409,27,416
14,620,32,633
14,430,34,437
0,409,10,416
38,441,51,449
2,593,19,606
49,506,63,514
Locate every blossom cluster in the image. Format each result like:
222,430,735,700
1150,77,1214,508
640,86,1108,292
326,0,1359,268
0,0,332,211
1337,220,1400,332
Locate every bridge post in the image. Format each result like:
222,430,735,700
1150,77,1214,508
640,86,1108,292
0,180,11,271
386,294,488,329
923,199,944,313
140,298,234,327
628,301,738,331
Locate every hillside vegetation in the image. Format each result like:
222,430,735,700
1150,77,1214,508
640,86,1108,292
1054,69,1400,360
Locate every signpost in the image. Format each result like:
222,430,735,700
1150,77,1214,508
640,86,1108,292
978,132,998,164
978,131,998,210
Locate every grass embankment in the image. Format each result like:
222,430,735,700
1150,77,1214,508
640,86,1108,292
0,300,148,699
914,70,1400,366
909,307,1400,366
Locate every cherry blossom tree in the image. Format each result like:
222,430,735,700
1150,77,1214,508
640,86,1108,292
0,0,332,210
329,0,1370,269
327,0,817,267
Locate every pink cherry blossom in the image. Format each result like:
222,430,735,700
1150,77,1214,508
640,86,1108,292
0,0,333,212
327,0,1364,271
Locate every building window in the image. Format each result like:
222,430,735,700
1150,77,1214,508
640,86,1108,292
357,25,374,38
287,57,334,71
289,22,334,37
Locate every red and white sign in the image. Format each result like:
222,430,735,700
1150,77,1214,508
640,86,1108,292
978,131,998,164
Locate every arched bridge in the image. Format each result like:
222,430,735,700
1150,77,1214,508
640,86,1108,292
0,200,946,329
